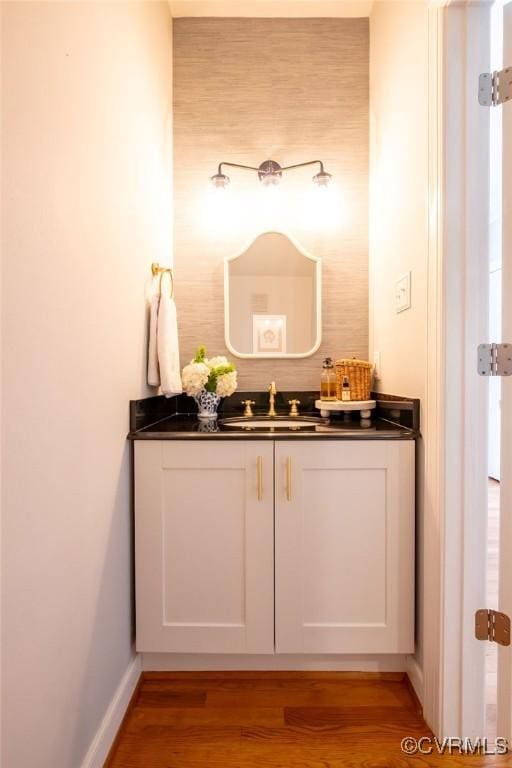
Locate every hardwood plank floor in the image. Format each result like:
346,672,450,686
106,672,508,767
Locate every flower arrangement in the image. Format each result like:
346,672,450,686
182,346,237,419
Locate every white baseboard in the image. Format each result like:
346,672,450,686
80,654,141,768
405,654,424,705
142,653,408,673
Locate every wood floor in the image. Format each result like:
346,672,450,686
106,672,510,767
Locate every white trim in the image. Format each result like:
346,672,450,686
406,655,425,705
497,0,511,742
79,654,141,768
439,1,491,741
420,1,445,737
141,653,408,672
224,229,322,359
418,2,492,740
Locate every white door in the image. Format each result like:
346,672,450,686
134,440,274,654
497,1,512,738
274,440,415,654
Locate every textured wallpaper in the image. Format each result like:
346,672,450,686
173,18,368,390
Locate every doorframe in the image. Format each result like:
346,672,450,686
423,0,493,740
420,1,445,737
497,0,511,740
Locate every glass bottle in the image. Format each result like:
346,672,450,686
320,358,337,401
341,375,351,401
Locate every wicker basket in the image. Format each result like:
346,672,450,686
335,358,373,401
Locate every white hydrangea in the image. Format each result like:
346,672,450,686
216,370,238,397
181,361,210,396
207,356,229,369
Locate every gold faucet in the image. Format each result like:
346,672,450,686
267,381,277,417
288,399,301,417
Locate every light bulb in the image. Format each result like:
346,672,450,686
210,173,230,189
260,173,281,187
313,171,333,187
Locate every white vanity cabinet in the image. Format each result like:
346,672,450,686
135,439,415,655
134,441,275,654
274,441,415,654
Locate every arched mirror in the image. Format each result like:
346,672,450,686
224,231,322,358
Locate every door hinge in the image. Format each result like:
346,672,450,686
479,68,512,106
475,610,511,646
477,343,512,376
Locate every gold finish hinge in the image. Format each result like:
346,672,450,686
475,609,511,646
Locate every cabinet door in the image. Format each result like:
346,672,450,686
135,441,274,654
275,440,414,654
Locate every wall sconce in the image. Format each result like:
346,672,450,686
210,159,333,189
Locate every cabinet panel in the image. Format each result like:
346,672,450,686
302,467,387,626
275,441,415,654
162,467,246,625
135,441,274,654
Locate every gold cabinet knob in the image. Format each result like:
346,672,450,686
242,400,255,418
288,399,301,417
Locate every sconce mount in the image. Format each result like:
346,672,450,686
257,160,283,186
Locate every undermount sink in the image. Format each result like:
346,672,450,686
220,416,325,430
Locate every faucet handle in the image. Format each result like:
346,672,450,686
288,399,301,417
241,400,255,418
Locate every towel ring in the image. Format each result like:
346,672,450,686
151,263,174,298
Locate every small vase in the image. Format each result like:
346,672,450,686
194,390,221,420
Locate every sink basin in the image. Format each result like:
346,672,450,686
220,416,325,430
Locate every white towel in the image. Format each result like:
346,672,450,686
147,272,182,397
147,289,160,387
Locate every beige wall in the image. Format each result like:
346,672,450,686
1,3,172,766
173,18,369,390
369,1,429,677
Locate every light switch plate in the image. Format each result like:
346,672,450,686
395,272,411,313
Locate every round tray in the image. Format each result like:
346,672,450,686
315,399,376,419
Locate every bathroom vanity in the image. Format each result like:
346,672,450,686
130,394,418,658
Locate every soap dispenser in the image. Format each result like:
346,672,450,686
320,358,337,401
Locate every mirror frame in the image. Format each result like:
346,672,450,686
224,230,322,359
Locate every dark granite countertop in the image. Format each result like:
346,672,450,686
128,392,419,441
